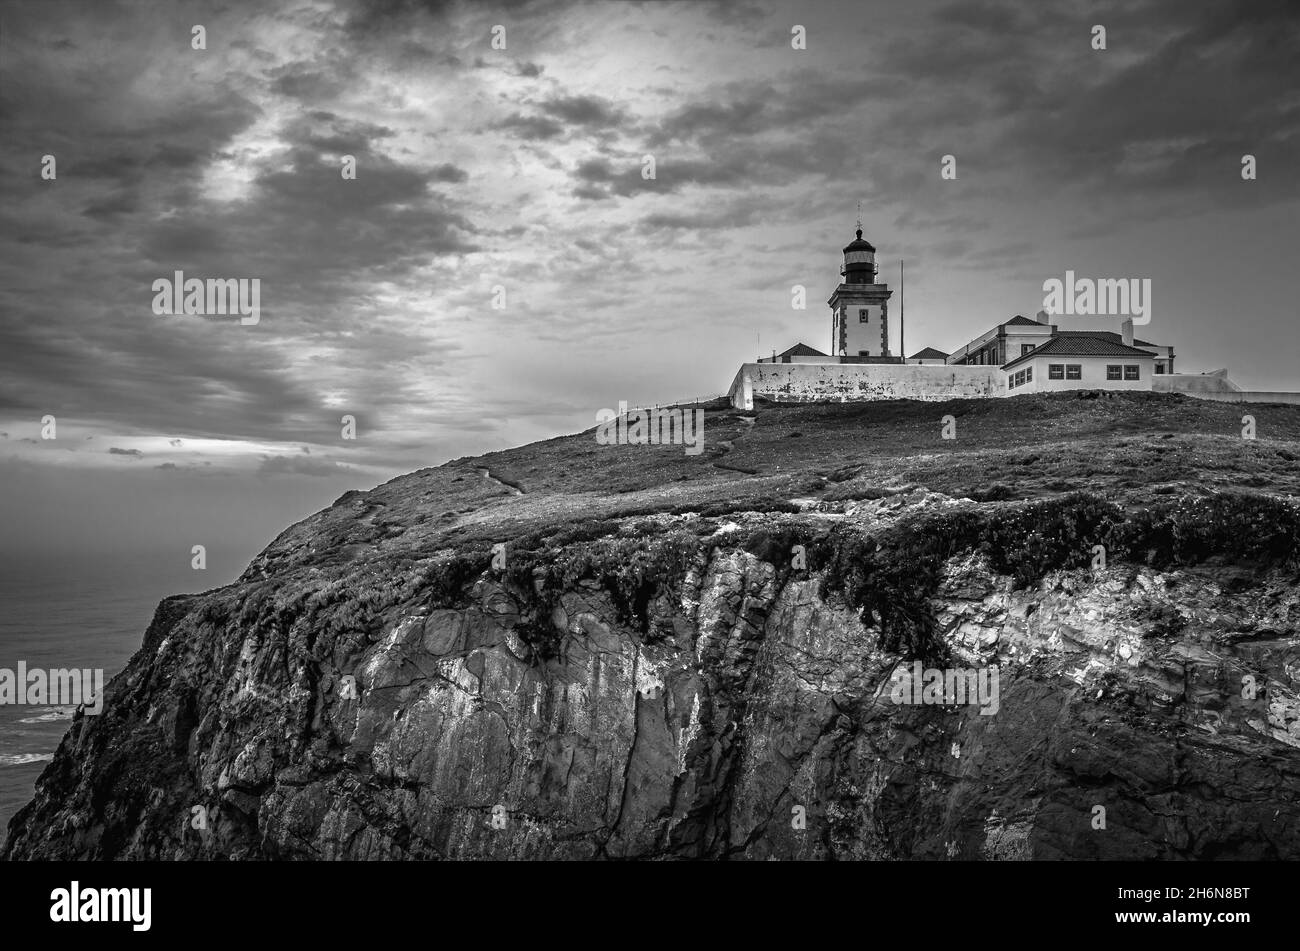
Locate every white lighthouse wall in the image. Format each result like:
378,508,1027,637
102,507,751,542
839,303,886,355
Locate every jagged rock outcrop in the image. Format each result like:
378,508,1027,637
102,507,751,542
6,496,1299,859
5,395,1300,860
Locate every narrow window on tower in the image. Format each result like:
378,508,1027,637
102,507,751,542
859,308,869,323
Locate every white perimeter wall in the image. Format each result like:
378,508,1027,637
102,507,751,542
729,362,1003,408
1153,372,1241,393
1176,391,1300,405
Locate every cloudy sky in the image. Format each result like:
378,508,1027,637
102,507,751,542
1,0,1297,567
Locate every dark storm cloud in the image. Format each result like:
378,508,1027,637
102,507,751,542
648,73,909,148
541,95,627,129
641,201,763,232
625,0,1300,232
501,113,566,140
343,0,542,37
871,0,1300,211
267,63,356,102
571,182,612,201
1009,2,1300,206
109,448,143,458
500,94,629,142
571,153,755,199
81,191,140,221
430,163,470,182
21,92,484,443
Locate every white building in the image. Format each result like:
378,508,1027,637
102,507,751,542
947,313,1177,375
1001,335,1155,394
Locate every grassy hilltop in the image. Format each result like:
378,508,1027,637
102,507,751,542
414,390,1300,546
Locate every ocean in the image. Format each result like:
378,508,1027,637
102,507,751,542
0,549,245,852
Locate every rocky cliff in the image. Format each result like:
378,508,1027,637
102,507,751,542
5,392,1300,860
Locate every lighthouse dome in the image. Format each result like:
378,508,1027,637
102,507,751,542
843,229,876,254
841,227,878,284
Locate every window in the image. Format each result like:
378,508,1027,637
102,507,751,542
858,350,870,357
1025,366,1033,382
859,308,869,323
1049,364,1065,380
1022,344,1037,355
1155,364,1166,374
1010,369,1028,388
1066,364,1082,380
1106,365,1122,380
1124,365,1140,380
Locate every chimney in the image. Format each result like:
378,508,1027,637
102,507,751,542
1121,318,1134,347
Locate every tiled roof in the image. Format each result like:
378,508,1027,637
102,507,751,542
1001,335,1156,371
779,342,828,357
1004,315,1046,326
1055,329,1157,347
909,347,949,359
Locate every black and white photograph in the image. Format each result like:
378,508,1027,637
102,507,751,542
0,0,1297,934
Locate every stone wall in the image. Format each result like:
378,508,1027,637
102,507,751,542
729,362,1003,408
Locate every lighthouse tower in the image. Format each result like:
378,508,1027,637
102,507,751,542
828,227,893,359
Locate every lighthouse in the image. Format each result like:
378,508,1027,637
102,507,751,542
828,227,893,359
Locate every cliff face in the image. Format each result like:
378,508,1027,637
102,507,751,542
5,393,1300,860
